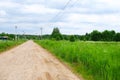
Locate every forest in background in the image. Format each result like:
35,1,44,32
0,28,120,41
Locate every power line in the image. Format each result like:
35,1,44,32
70,0,79,7
44,0,79,31
43,0,73,32
50,0,79,23
50,0,72,22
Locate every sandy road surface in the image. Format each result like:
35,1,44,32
0,40,81,80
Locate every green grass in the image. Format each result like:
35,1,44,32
0,40,26,53
35,40,120,80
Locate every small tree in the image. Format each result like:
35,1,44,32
69,35,75,42
90,30,102,41
114,33,120,41
51,27,63,40
101,30,114,41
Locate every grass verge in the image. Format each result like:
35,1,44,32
0,40,26,53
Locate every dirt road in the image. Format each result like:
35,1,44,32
0,40,81,80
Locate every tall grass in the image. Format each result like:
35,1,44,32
36,40,120,80
0,40,25,53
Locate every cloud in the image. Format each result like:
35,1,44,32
0,10,7,16
0,18,7,23
0,0,120,35
0,1,20,9
21,4,59,14
65,13,120,25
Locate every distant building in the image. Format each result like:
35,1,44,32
0,36,9,40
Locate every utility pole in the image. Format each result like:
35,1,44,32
23,31,26,40
40,27,43,40
15,26,17,41
35,33,38,40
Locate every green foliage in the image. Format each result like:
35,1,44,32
1,29,119,41
114,33,120,41
0,40,25,53
36,40,120,80
79,30,118,41
69,35,75,42
51,27,63,40
102,30,115,41
9,34,15,40
91,30,102,41
0,32,6,36
0,32,15,40
62,35,70,40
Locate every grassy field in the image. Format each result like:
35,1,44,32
0,40,25,53
35,40,120,80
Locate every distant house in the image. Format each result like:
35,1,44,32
0,36,9,40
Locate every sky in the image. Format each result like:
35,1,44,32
0,0,120,35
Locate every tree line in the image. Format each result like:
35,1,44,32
0,32,41,40
50,28,120,41
0,27,120,41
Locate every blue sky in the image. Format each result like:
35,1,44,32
0,0,120,35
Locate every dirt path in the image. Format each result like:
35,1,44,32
0,40,81,80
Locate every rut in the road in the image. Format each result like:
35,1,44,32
0,40,82,80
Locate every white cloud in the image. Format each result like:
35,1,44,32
97,0,120,6
21,4,60,14
0,10,7,16
0,18,7,23
0,0,120,34
98,14,120,25
0,1,20,8
66,13,99,23
64,13,120,25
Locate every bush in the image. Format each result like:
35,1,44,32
69,35,75,42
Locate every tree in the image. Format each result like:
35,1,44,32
90,30,102,41
102,30,115,41
9,34,15,40
109,30,116,41
0,32,6,36
85,33,90,41
114,33,120,41
51,27,63,40
69,35,75,42
62,35,69,40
